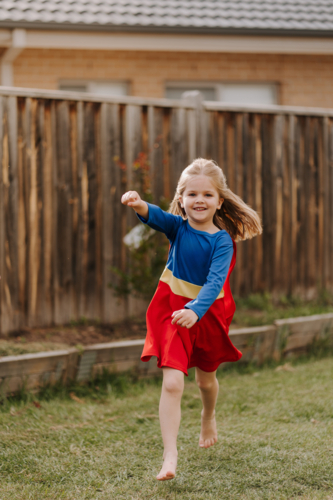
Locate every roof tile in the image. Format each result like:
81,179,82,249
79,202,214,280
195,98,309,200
0,0,333,33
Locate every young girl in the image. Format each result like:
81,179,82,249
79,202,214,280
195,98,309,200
121,158,262,481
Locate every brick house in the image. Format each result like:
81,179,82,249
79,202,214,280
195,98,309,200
0,1,333,107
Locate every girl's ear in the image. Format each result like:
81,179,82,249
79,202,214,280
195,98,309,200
217,198,224,210
179,196,184,208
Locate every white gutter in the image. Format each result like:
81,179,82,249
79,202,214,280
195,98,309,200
1,29,26,86
24,30,333,55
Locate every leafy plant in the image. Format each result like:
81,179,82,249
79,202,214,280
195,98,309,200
110,141,170,300
110,225,169,300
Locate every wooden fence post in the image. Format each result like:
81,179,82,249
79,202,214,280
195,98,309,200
181,91,204,161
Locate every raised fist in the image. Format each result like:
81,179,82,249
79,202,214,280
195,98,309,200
121,191,142,208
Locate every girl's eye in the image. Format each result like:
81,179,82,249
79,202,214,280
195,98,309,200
189,193,196,196
205,194,212,197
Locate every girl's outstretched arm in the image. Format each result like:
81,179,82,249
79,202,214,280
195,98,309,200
122,193,182,242
121,190,148,219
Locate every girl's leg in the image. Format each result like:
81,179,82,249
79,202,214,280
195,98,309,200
195,367,219,448
157,367,184,481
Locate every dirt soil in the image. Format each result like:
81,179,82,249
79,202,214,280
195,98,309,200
6,317,148,347
3,310,257,348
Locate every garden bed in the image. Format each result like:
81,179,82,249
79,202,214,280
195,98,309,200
0,317,147,357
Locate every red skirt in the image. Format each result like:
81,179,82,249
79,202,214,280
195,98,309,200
141,241,242,375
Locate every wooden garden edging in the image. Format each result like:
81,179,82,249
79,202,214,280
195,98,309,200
0,313,332,397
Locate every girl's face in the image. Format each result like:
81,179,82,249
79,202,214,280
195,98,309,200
179,175,223,229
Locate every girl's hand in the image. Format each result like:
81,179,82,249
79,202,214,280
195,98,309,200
121,191,149,219
171,309,198,329
121,191,142,208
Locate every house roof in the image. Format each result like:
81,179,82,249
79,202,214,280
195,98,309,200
0,0,332,36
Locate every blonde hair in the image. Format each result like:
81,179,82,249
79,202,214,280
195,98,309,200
169,158,262,241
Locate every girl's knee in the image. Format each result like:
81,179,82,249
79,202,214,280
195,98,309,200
163,370,184,395
196,375,218,392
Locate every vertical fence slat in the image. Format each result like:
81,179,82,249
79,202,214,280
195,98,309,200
147,105,155,188
40,102,54,325
163,108,171,201
242,113,253,296
95,105,103,321
55,101,73,323
320,117,329,290
217,112,226,176
274,115,284,293
152,107,164,204
226,113,236,291
226,113,235,192
234,114,243,296
1,96,21,332
262,115,275,291
279,115,290,295
100,102,111,323
253,114,264,292
50,101,59,324
170,107,188,195
110,103,127,321
208,111,218,164
295,117,305,294
69,103,79,320
25,97,36,325
0,96,4,335
8,97,21,329
317,118,325,290
125,104,142,230
289,115,297,295
187,108,196,162
329,120,333,291
83,102,101,320
35,100,46,326
76,100,86,320
17,98,27,323
305,117,317,296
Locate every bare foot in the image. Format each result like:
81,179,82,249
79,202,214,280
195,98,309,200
199,410,218,448
156,451,178,481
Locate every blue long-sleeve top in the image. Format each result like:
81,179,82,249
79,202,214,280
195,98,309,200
137,203,234,321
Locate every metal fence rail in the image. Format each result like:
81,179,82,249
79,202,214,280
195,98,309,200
0,87,332,334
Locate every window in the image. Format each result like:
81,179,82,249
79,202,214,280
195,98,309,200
166,85,216,101
165,82,278,105
59,81,129,96
218,83,277,105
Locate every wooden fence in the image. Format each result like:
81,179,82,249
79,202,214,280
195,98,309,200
0,87,333,334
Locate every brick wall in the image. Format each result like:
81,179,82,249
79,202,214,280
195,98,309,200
13,48,333,108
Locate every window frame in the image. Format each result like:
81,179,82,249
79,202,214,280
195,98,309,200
165,80,280,105
59,79,130,96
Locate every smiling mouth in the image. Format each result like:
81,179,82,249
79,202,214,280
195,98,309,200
194,207,206,211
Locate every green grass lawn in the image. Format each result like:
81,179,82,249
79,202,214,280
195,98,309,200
1,357,333,499
232,292,333,328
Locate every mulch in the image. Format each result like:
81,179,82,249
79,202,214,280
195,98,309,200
6,316,148,346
